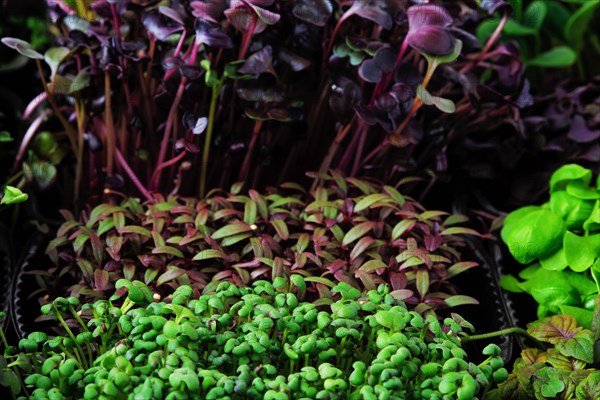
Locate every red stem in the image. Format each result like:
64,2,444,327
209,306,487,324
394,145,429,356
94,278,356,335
461,10,509,74
239,14,258,60
152,40,201,190
116,148,154,202
239,119,264,182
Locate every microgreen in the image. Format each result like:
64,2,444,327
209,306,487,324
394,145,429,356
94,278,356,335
0,281,504,399
41,172,482,317
483,310,600,400
500,164,600,327
1,0,529,207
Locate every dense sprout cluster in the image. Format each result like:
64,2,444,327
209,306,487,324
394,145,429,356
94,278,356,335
0,280,505,399
43,173,482,315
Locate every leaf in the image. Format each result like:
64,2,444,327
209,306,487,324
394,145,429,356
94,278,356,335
359,259,387,273
523,0,546,30
558,306,594,329
304,276,336,288
342,221,376,246
391,220,415,240
566,180,600,200
157,267,186,286
1,186,28,205
271,220,289,240
565,0,600,51
416,85,456,113
540,248,568,271
1,37,43,59
583,200,600,233
244,199,257,226
211,223,252,239
527,47,576,67
94,270,110,291
503,18,538,36
354,194,392,212
444,295,479,307
416,269,429,300
528,314,581,345
564,232,599,272
292,0,333,26
550,164,592,192
119,225,152,237
501,206,565,264
152,246,185,258
44,47,69,77
532,367,567,398
576,371,600,399
440,227,481,236
192,249,225,261
350,236,376,262
445,262,478,279
221,233,253,247
550,190,595,230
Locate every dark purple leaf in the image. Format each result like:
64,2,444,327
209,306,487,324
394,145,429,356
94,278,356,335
329,78,362,123
278,49,311,71
406,5,454,55
293,0,333,27
343,0,393,30
480,0,512,15
358,59,383,83
179,65,205,80
394,63,423,89
142,10,184,41
516,79,534,108
159,5,186,26
450,28,481,51
239,46,275,76
225,0,280,34
194,19,233,48
568,115,600,143
388,83,413,103
162,56,184,70
191,0,228,24
237,86,284,102
373,47,395,73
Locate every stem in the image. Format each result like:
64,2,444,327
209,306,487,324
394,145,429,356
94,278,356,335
316,117,356,180
360,138,390,170
104,71,116,176
324,17,346,64
239,119,264,182
34,59,78,155
151,150,188,185
115,149,154,202
11,110,52,174
239,14,258,60
461,327,529,342
0,324,9,349
153,40,201,190
54,308,87,369
461,10,509,74
199,82,221,198
74,99,85,204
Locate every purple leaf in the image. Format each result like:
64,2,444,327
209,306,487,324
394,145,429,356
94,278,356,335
142,10,184,41
225,0,280,34
373,47,395,73
406,5,454,55
293,0,333,27
358,59,383,83
191,0,228,24
158,4,187,26
194,19,233,48
239,45,275,76
343,0,393,30
568,115,600,143
278,49,311,71
480,0,512,15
